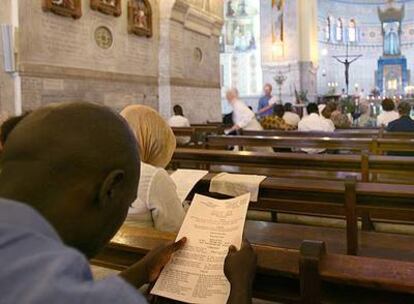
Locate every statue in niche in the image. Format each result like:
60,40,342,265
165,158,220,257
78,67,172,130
226,0,235,17
42,0,82,18
383,22,401,55
272,0,285,43
91,0,122,17
237,0,247,16
378,0,404,56
128,0,152,37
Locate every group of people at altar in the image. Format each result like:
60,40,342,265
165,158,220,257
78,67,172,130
224,83,414,144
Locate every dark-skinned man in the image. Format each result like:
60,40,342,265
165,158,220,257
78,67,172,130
0,102,256,304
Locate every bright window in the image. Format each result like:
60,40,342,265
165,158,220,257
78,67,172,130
326,17,331,41
336,18,343,41
349,19,357,42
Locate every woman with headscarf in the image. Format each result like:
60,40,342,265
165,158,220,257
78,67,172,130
120,105,185,232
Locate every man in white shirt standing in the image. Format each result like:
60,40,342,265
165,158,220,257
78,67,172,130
226,88,263,133
298,103,335,154
225,88,272,152
168,105,191,145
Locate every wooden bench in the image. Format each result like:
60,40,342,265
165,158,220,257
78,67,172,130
171,148,414,184
206,135,414,155
172,126,224,147
242,129,414,139
92,225,414,303
190,174,414,255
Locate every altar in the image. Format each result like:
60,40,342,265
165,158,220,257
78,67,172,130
375,0,410,96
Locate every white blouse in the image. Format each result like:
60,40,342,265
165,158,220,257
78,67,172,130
126,162,185,232
377,111,399,127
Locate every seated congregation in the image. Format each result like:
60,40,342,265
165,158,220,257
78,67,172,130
2,0,414,303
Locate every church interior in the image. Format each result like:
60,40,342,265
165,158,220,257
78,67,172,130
1,0,414,303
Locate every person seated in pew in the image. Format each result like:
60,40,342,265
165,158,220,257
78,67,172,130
357,102,376,128
387,101,414,132
386,102,414,157
377,98,399,127
260,104,296,131
0,102,257,304
168,105,191,146
321,102,336,130
282,103,301,128
332,105,352,129
298,103,335,154
0,113,29,153
121,105,186,232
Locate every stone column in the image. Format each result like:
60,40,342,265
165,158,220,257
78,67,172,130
0,0,21,120
158,0,176,119
297,0,318,101
261,0,318,103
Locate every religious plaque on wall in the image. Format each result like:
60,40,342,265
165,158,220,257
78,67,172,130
91,0,122,17
128,0,152,37
95,26,114,49
42,0,82,19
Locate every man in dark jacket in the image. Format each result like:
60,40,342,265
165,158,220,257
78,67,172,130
387,101,414,132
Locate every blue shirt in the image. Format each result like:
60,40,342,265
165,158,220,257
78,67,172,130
387,116,414,132
258,95,273,117
0,198,147,304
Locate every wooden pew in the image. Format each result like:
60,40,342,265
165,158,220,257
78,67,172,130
172,126,224,147
190,174,414,255
171,148,414,184
242,129,414,139
206,135,414,155
171,127,195,138
92,226,414,303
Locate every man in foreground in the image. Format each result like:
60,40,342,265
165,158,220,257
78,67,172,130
0,102,256,303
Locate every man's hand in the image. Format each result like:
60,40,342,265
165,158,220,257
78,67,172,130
119,237,186,288
224,240,257,304
142,237,187,282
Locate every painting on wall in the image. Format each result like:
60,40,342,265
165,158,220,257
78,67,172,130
42,0,82,19
128,0,152,37
91,0,122,17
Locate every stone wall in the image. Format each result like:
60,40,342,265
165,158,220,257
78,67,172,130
0,0,223,124
260,0,318,105
17,0,160,112
163,0,223,123
0,0,16,120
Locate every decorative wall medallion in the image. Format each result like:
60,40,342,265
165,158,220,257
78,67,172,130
95,26,113,49
91,0,121,17
42,0,82,19
369,32,376,38
128,0,152,37
194,47,203,63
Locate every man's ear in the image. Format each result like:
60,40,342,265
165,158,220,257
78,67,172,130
98,170,125,209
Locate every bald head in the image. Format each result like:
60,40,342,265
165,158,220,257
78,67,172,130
226,88,239,104
0,102,140,257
